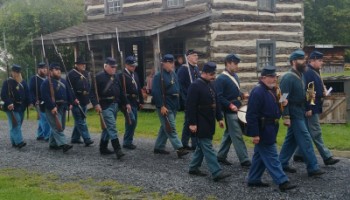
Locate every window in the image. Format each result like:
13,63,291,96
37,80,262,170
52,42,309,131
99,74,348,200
163,0,184,9
258,0,276,12
256,40,276,72
105,0,123,14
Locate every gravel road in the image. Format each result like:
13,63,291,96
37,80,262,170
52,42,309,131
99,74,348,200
0,120,349,199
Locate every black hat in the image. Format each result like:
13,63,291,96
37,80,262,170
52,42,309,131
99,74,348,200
11,64,21,72
186,49,198,56
261,65,277,76
225,54,241,63
49,62,61,70
125,56,138,66
309,51,323,60
105,57,117,67
162,54,175,62
75,56,88,64
37,62,46,68
289,50,305,61
202,62,217,73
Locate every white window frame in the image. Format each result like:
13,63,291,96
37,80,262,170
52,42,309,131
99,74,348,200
163,0,184,9
256,39,276,72
105,0,123,15
258,0,276,12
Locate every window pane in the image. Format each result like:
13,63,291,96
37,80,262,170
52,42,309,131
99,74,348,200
107,0,122,13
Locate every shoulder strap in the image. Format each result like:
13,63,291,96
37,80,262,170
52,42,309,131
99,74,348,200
221,71,240,90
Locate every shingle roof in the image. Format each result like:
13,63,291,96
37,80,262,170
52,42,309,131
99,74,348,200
36,10,211,45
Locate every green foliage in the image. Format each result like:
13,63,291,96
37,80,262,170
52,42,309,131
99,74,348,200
304,0,350,45
0,0,84,79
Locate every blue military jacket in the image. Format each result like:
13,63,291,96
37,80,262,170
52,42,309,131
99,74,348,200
1,78,30,112
40,77,73,111
67,69,91,106
280,69,306,120
118,69,144,108
152,69,180,111
177,63,200,103
89,70,123,110
29,74,46,111
215,70,243,113
186,77,223,139
246,81,281,145
303,64,324,114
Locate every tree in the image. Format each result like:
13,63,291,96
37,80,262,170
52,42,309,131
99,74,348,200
0,0,84,81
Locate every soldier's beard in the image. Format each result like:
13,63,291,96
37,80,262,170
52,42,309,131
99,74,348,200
296,63,306,72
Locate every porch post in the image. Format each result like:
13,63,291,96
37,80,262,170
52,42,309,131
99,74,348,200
152,35,160,72
73,43,79,61
111,41,115,59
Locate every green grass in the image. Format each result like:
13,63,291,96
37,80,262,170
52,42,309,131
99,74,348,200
0,168,192,200
0,109,349,150
322,69,350,77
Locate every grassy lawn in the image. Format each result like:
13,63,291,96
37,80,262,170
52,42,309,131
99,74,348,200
0,168,191,200
0,109,349,150
322,68,350,77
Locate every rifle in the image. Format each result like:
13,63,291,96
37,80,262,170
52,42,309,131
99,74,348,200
3,32,18,127
26,64,30,120
86,34,107,130
116,27,132,125
157,30,172,134
50,35,86,120
41,35,63,132
32,38,40,120
184,53,193,83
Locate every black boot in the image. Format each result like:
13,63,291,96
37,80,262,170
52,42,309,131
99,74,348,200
111,138,125,159
99,139,114,155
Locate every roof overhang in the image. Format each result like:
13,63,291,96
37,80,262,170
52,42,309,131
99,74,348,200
34,10,212,45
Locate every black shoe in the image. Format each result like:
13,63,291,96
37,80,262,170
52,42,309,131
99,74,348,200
218,158,233,166
62,144,73,153
116,149,125,159
293,155,304,162
100,148,115,155
183,145,192,151
241,161,252,167
12,144,18,148
189,170,208,177
154,149,170,154
279,181,297,191
213,172,232,182
85,140,94,147
71,140,84,144
308,169,325,177
176,147,189,158
247,182,270,187
123,144,137,150
36,137,45,141
324,157,340,166
49,145,62,150
283,166,297,173
17,142,27,149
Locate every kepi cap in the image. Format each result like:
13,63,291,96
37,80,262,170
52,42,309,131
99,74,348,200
186,49,198,56
289,50,305,61
162,54,175,62
37,62,46,68
225,54,241,63
125,56,138,67
261,64,277,77
75,56,88,64
309,51,323,60
105,57,117,67
11,64,21,72
49,62,61,70
202,62,217,73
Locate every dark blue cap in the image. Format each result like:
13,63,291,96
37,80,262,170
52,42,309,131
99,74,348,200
75,56,88,64
105,57,117,66
11,64,21,72
37,62,46,68
261,65,277,76
162,54,175,62
49,62,61,70
202,62,217,73
225,54,240,63
125,56,138,66
186,49,198,56
289,50,305,61
309,51,323,60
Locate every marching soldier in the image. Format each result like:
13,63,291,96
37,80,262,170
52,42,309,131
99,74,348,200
40,62,73,152
152,54,189,158
89,57,125,159
1,64,30,148
118,56,144,150
278,50,324,177
29,62,50,141
246,65,297,191
177,49,200,150
67,57,94,146
293,51,339,165
186,62,231,182
215,54,251,167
